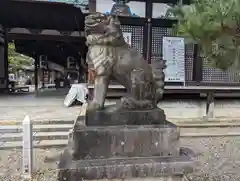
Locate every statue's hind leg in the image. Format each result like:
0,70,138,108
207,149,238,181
87,75,110,111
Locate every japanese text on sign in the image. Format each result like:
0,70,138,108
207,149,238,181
162,37,185,83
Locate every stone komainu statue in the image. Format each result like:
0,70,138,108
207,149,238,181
85,12,166,111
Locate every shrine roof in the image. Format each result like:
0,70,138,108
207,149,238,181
0,0,85,31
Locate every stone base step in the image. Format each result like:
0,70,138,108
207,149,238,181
2,127,240,143
0,124,73,133
0,131,69,142
0,139,68,150
1,121,240,150
0,119,74,126
1,126,240,150
58,149,194,181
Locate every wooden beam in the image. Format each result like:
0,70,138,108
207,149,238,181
8,33,85,42
89,0,96,12
0,0,85,31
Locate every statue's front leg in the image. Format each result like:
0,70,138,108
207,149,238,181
88,75,110,111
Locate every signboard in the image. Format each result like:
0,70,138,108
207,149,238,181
43,70,49,83
39,55,48,69
40,61,48,69
67,56,78,69
123,32,132,46
162,37,185,83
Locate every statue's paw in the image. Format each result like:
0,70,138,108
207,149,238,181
87,102,101,112
120,97,137,109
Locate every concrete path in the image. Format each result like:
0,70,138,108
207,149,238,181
2,93,240,121
0,94,80,121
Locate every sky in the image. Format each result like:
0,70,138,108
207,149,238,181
96,0,171,18
45,0,171,18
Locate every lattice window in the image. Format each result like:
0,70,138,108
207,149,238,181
120,25,144,54
202,59,240,83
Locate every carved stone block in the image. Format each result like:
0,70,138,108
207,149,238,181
72,123,180,160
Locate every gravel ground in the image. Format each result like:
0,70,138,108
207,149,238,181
0,148,61,181
181,137,240,181
0,137,240,181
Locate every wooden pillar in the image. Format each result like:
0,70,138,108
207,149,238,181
144,0,153,64
192,44,202,84
78,56,83,83
0,25,8,92
34,54,39,95
4,28,8,90
89,0,96,12
206,92,214,118
145,0,153,18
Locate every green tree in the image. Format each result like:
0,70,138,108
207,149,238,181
8,43,33,73
170,0,240,70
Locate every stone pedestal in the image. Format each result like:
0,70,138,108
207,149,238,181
58,106,195,181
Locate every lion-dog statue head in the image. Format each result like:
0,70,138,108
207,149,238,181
85,12,121,34
84,12,124,46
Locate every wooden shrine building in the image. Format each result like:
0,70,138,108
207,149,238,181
1,0,240,101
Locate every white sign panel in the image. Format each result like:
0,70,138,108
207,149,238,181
123,32,132,46
162,37,185,83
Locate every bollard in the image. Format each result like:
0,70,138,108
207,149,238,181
22,115,33,181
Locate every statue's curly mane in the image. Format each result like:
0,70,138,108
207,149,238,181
85,13,108,33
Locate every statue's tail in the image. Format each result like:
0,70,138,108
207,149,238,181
151,58,166,101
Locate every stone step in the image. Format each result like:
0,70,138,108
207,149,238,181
0,139,68,150
0,119,74,126
2,127,240,143
1,126,240,150
0,127,240,141
58,151,194,181
0,132,69,142
0,124,73,133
